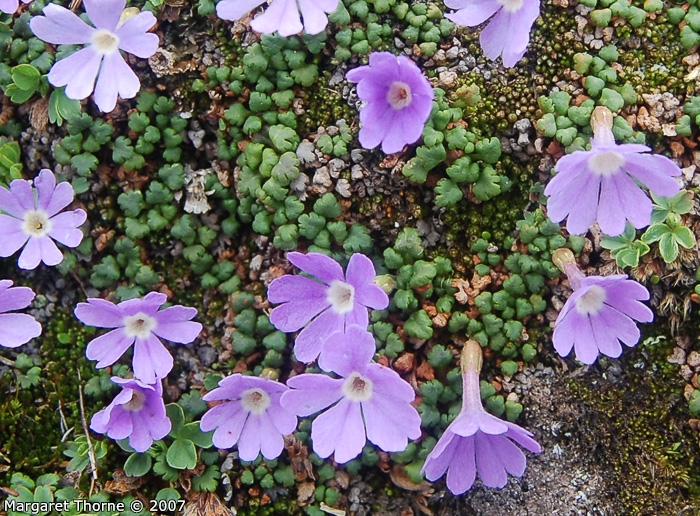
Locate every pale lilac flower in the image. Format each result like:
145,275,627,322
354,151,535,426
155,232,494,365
445,0,539,67
30,0,159,113
216,0,339,37
0,169,86,270
551,248,653,365
0,0,30,15
269,252,389,364
421,341,541,494
0,280,41,348
91,377,170,453
347,52,434,154
200,374,297,461
281,325,421,463
75,293,203,384
545,106,681,237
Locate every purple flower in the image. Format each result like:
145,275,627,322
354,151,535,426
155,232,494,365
346,52,434,154
545,106,681,237
200,374,297,461
216,0,339,37
0,280,41,348
90,377,171,453
445,0,539,68
75,292,203,384
0,0,30,15
551,248,653,365
269,252,389,364
30,0,159,113
281,326,421,463
421,341,541,494
0,169,86,270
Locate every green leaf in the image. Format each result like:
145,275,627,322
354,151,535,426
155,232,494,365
434,179,463,206
118,191,145,218
475,137,501,163
271,151,300,185
313,192,341,218
658,232,679,263
269,125,300,153
472,165,501,201
672,225,695,249
641,223,669,244
70,153,98,175
179,422,214,448
167,439,197,470
124,453,153,477
343,223,372,253
11,64,40,91
166,403,186,436
404,310,433,340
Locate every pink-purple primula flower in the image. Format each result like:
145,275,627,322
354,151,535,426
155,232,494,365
0,0,29,15
268,252,389,364
0,280,41,348
75,292,203,384
445,0,539,67
281,326,421,463
347,52,434,154
551,249,653,365
0,169,86,270
545,106,681,237
30,0,159,112
90,377,171,453
421,341,541,494
216,0,339,37
200,374,297,461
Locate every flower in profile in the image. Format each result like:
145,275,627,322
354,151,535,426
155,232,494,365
281,326,421,463
216,0,339,37
30,0,159,112
445,0,539,68
200,374,297,461
545,106,681,237
0,280,41,348
550,248,653,365
268,252,388,364
421,340,541,494
91,378,170,453
347,52,434,154
75,293,203,384
0,0,30,15
0,169,86,270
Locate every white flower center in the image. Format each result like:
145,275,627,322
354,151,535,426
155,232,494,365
386,81,413,110
123,389,146,412
241,388,271,415
588,151,625,177
342,372,373,402
575,285,607,316
326,280,355,314
22,210,52,238
91,29,120,55
497,0,523,12
123,312,157,339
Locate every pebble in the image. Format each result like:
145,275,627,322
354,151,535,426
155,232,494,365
296,141,317,166
313,167,332,187
328,158,346,178
335,179,351,198
688,351,700,369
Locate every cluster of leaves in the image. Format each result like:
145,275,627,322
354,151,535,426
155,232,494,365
580,0,651,28
602,191,695,266
403,89,509,204
536,89,641,151
669,2,700,49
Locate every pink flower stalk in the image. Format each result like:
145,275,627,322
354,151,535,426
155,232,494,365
545,106,681,236
0,280,41,348
91,377,171,453
268,252,388,364
0,169,86,270
30,0,159,112
75,293,203,384
216,0,339,37
200,374,297,461
551,248,653,365
346,52,434,154
445,0,539,68
421,341,541,494
281,326,421,463
0,0,30,15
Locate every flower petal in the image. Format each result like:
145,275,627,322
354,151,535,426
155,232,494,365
287,251,345,284
293,309,344,362
0,215,28,258
282,374,343,416
48,210,87,247
0,283,34,312
0,313,42,348
132,334,173,383
445,0,500,26
30,4,95,44
93,52,140,112
258,411,286,460
75,298,125,328
201,402,248,448
421,430,458,481
445,436,477,494
115,12,159,58
311,398,366,463
83,0,124,31
238,410,263,461
50,47,103,101
475,431,508,487
318,326,376,376
363,392,420,451
216,0,265,21
152,306,202,343
250,0,302,36
86,329,134,368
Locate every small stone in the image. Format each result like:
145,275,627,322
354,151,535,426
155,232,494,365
297,141,317,166
688,351,700,369
328,158,345,178
446,46,459,60
350,149,364,163
313,167,332,187
335,178,351,198
667,347,686,365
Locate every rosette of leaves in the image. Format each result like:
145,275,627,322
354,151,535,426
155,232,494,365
601,223,650,268
640,191,695,263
